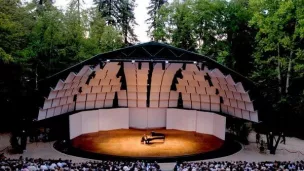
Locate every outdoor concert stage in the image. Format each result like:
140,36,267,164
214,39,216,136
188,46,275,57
71,129,223,157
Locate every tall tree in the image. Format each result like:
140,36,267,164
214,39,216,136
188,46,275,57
117,0,138,44
146,0,167,40
93,0,117,25
249,0,304,119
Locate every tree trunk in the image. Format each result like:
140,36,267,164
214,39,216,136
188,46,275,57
285,52,292,94
277,45,282,93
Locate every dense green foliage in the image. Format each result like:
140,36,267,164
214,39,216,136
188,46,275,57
1,0,304,137
0,0,124,130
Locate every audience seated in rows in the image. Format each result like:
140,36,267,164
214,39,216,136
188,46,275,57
0,157,161,171
174,161,304,171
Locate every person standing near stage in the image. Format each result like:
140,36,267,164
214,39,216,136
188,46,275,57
256,133,260,144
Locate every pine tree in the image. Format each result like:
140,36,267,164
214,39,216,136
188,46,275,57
146,0,167,40
93,0,117,25
117,0,138,44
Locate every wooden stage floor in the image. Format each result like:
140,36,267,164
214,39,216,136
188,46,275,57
72,129,224,157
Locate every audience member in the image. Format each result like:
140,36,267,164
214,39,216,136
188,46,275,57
0,158,161,171
174,161,304,171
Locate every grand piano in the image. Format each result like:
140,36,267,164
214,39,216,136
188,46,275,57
142,131,165,144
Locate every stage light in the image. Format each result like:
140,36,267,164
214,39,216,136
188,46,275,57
132,60,135,63
193,61,197,64
106,59,110,62
165,61,169,64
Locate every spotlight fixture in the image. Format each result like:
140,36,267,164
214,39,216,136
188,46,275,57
106,59,110,62
132,60,135,63
165,60,169,64
193,61,197,64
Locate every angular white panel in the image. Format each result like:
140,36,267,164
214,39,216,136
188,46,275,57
82,86,92,94
38,109,47,121
206,87,216,95
237,100,246,110
192,101,200,110
117,90,127,100
210,103,220,112
59,97,68,105
235,82,246,93
56,90,66,98
227,106,235,116
76,102,86,111
128,92,137,100
65,72,76,83
242,110,250,120
137,92,147,100
63,83,72,89
160,92,170,100
220,84,229,91
46,108,55,118
67,96,74,104
151,86,161,92
245,102,254,112
159,100,169,108
137,85,147,92
54,106,62,116
102,85,111,92
228,85,237,92
150,100,159,108
48,91,58,99
182,93,191,101
104,99,113,107
183,101,192,109
128,85,137,92
230,99,238,108
221,104,228,114
250,111,259,122
95,100,104,108
186,86,196,93
191,94,200,102
64,89,73,96
96,93,106,100
43,99,52,109
200,95,210,103
225,74,235,84
128,100,137,107
241,93,251,102
61,104,69,114
106,92,115,100
169,100,178,107
51,98,60,107
86,93,97,101
235,108,242,118
188,80,199,87
99,79,110,86
118,99,127,107
77,94,87,102
196,86,206,94
169,91,179,100
233,92,242,101
86,101,95,109
137,100,147,107
68,103,75,112
160,86,171,92
89,79,100,86
210,95,220,104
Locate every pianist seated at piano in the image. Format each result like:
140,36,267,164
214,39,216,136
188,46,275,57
141,132,165,144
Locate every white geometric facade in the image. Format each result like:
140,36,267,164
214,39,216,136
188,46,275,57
38,62,258,122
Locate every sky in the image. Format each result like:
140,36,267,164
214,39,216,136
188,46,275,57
54,0,151,43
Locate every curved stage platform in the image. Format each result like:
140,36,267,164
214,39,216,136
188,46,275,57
54,129,242,162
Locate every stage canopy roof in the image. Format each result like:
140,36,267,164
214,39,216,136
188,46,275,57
37,42,259,122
